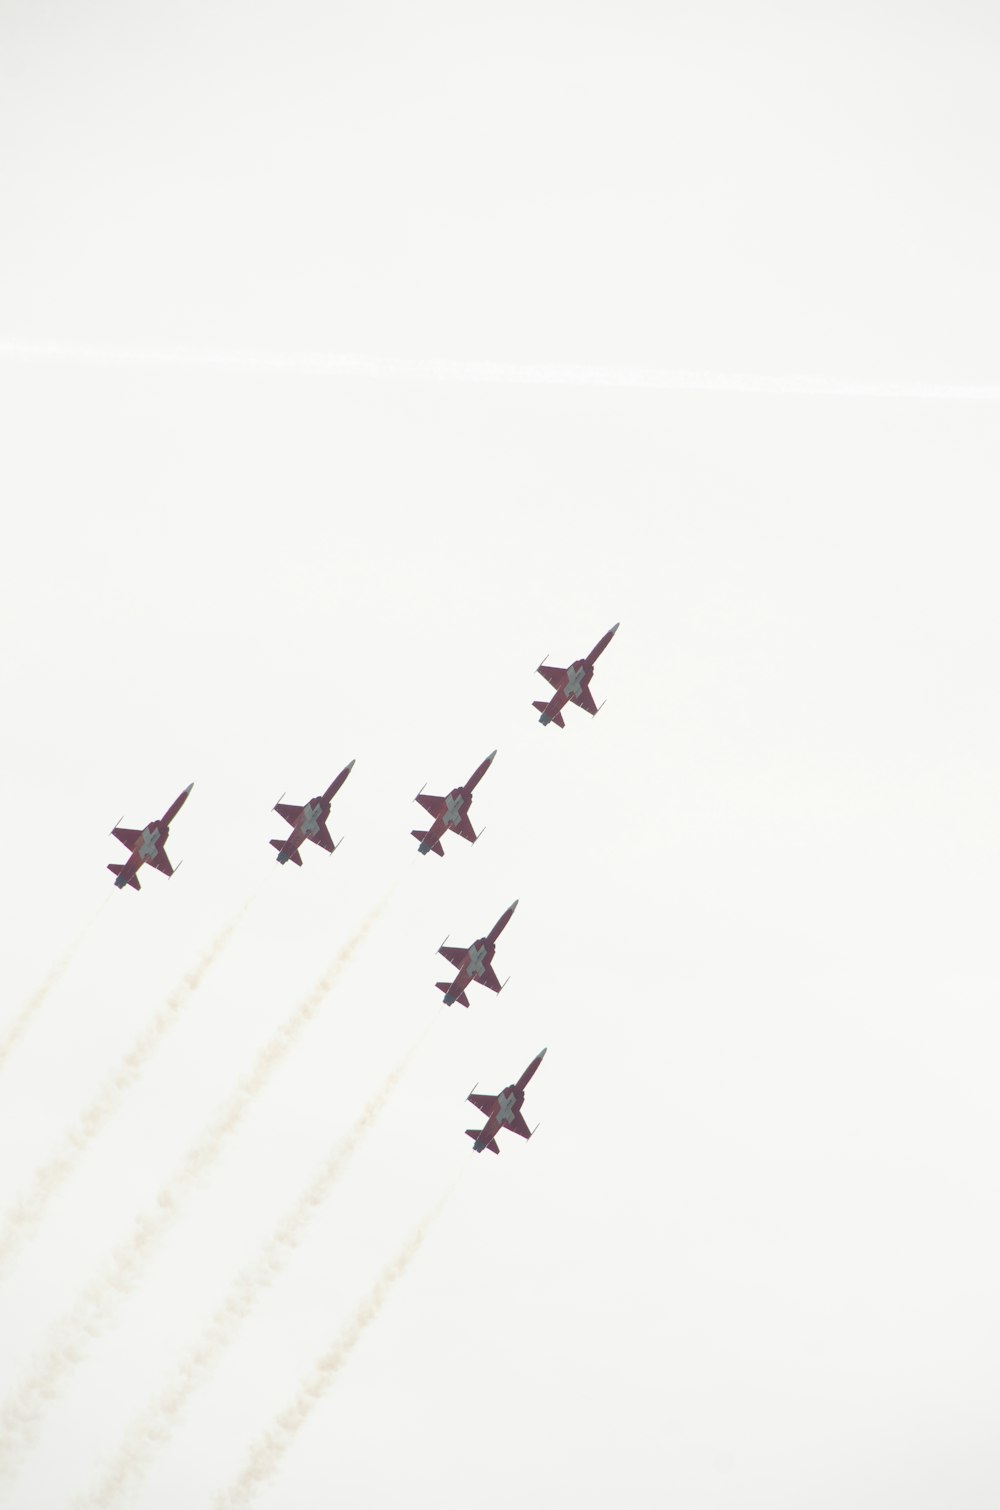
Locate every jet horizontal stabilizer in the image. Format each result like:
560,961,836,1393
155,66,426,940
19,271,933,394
533,700,566,727
270,839,303,865
436,982,470,1007
411,829,445,857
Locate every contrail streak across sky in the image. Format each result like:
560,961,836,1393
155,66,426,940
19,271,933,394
0,904,384,1487
216,1183,456,1510
0,898,109,1077
1,340,999,401
0,901,251,1282
81,1016,438,1510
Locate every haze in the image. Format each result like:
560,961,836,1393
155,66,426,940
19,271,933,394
1,4,999,1508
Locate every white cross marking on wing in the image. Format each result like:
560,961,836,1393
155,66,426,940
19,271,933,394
138,825,161,859
565,664,585,699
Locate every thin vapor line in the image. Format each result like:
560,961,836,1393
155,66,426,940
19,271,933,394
216,1182,456,1510
0,904,385,1487
0,898,109,1076
0,901,252,1283
1,339,998,401
80,1018,438,1510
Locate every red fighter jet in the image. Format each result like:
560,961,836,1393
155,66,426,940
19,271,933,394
436,899,518,1006
412,750,496,857
466,1047,546,1154
108,782,193,891
533,622,619,728
270,760,355,865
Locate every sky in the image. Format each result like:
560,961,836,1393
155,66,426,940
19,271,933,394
1,3,1000,1508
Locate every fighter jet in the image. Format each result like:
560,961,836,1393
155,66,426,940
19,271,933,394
466,1048,546,1154
270,760,355,865
436,899,518,1006
108,783,193,891
533,622,619,727
412,750,496,857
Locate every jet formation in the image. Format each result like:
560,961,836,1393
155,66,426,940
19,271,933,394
436,899,518,1007
105,625,617,1151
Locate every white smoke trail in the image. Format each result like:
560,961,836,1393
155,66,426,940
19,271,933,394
0,905,383,1485
82,1017,437,1509
216,1184,455,1510
1,338,999,401
0,898,110,1076
0,902,251,1283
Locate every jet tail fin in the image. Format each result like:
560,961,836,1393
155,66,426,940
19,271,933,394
465,1129,500,1154
411,829,444,857
436,982,470,1007
108,864,140,891
533,701,565,728
270,839,303,865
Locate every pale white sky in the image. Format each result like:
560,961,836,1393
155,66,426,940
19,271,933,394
2,4,1000,1508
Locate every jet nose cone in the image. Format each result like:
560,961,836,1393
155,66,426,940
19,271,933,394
182,782,194,796
609,622,620,634
347,758,356,770
537,1047,547,1059
509,899,519,912
487,750,497,763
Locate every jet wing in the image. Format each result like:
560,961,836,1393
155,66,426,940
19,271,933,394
275,802,304,825
509,1110,532,1139
481,962,503,994
468,1093,499,1116
439,945,468,968
416,793,445,817
311,822,335,853
112,827,141,850
455,811,478,844
147,848,174,877
538,664,566,690
574,684,599,716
